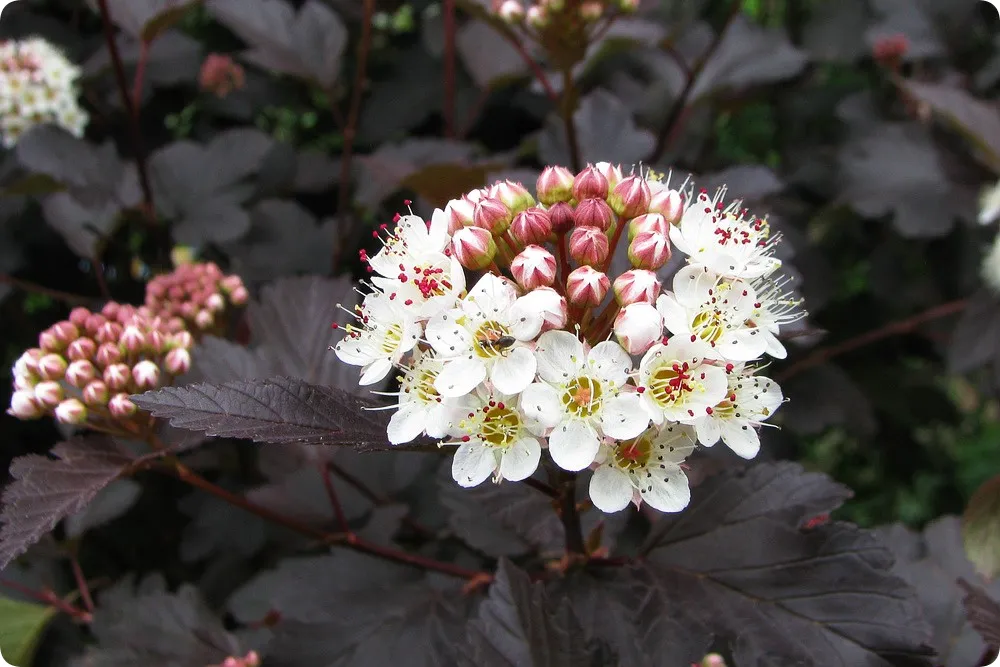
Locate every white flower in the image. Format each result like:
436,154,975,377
746,274,806,359
657,264,766,362
980,180,1000,225
637,337,729,424
384,350,457,444
445,386,542,486
670,189,780,280
516,286,567,332
521,331,649,471
613,302,663,355
368,214,449,275
690,365,783,459
589,423,694,513
334,292,421,385
426,274,543,397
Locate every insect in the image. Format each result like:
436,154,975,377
476,332,517,354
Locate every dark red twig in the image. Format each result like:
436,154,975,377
69,555,95,613
0,578,92,622
130,39,151,111
319,462,350,533
0,274,99,306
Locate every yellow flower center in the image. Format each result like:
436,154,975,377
613,434,652,471
561,376,603,418
379,323,403,355
460,401,522,449
691,310,724,344
473,320,513,358
648,360,697,408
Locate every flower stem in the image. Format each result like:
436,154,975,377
319,462,350,533
69,554,95,614
0,274,99,306
326,461,435,539
560,70,582,172
0,578,92,622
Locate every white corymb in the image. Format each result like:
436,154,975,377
520,331,649,471
747,274,806,359
589,423,694,513
384,350,456,444
637,336,728,424
426,274,543,397
333,292,421,385
689,365,783,459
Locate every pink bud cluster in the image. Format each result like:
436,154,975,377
199,53,246,99
209,651,261,667
492,0,637,28
145,262,248,335
7,303,194,429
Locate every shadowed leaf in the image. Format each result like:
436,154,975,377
456,20,528,90
401,163,505,209
957,579,1000,646
0,596,57,667
538,89,655,167
963,474,1000,580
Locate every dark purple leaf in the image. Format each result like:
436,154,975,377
780,363,877,436
292,149,340,193
0,438,136,571
695,165,785,203
63,479,143,540
84,30,202,90
864,0,950,61
355,138,479,209
246,463,371,524
947,290,1000,374
178,491,268,563
85,0,198,41
222,201,334,281
355,45,443,145
801,0,871,63
171,198,251,245
189,336,273,384
456,20,528,90
957,579,1000,647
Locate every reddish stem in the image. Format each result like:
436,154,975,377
326,461,434,539
319,462,350,533
131,39,150,111
70,555,95,613
500,30,558,103
443,0,457,138
346,534,490,581
0,274,99,306
0,578,92,622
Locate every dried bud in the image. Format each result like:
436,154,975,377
518,286,567,332
104,363,131,391
569,226,610,267
572,166,609,201
165,347,192,376
34,381,64,408
566,266,609,307
195,309,215,329
614,302,663,354
55,398,87,425
490,180,535,215
536,166,575,205
548,202,575,235
608,175,651,218
451,227,497,271
628,213,669,241
628,231,671,270
132,360,161,390
52,321,79,345
95,342,123,368
614,270,661,306
65,359,97,388
67,337,97,362
120,325,147,353
510,208,553,246
649,187,683,224
473,197,513,236
574,198,615,232
511,245,557,290
37,353,67,381
8,390,43,419
68,307,90,328
108,393,138,418
82,380,110,407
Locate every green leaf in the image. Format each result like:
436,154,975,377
963,473,1000,579
0,596,58,667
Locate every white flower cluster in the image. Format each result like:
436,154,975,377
334,167,805,515
0,37,88,148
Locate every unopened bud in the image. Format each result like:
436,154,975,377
54,398,87,425
230,286,249,305
147,330,166,354
195,309,215,329
452,227,497,271
618,0,639,12
67,337,97,362
205,293,225,312
548,202,575,234
34,381,64,408
14,349,43,377
38,328,62,353
496,0,525,22
574,198,615,232
701,654,727,667
108,393,138,418
13,374,36,391
165,347,192,376
37,354,67,381
608,175,651,218
579,1,603,21
490,180,535,215
511,245,557,290
566,266,609,307
649,187,683,224
132,360,161,390
572,166,609,201
510,208,553,246
104,363,131,391
8,390,43,419
95,342,123,368
83,380,110,407
517,286,567,332
171,331,194,350
437,193,480,234
614,302,663,355
52,321,79,345
526,5,547,27
628,213,668,241
536,166,575,205
120,325,146,353
84,313,106,336
473,197,513,236
569,226,610,267
68,307,91,328
96,322,123,345
65,359,97,388
628,231,671,270
613,270,661,306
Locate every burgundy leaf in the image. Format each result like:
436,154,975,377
958,579,1000,647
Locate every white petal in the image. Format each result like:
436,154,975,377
656,294,690,337
452,442,497,487
534,330,585,383
507,298,544,340
387,406,425,444
763,331,787,359
490,347,537,394
520,383,563,428
435,356,487,397
638,466,691,512
424,403,453,438
549,419,601,471
600,394,649,440
719,420,760,459
334,339,369,366
588,341,632,388
359,358,393,386
653,424,697,462
425,310,473,357
589,465,634,513
465,273,517,317
672,264,715,307
499,437,541,481
694,416,721,447
717,327,767,362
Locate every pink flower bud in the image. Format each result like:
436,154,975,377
510,208,553,246
572,166,609,201
101,302,120,320
614,302,663,355
165,348,192,376
37,354,67,381
569,226,609,267
628,213,668,241
52,321,79,345
608,175,651,218
206,293,225,312
649,187,683,224
230,286,249,305
56,398,87,425
13,374,35,391
67,337,97,362
171,331,194,350
594,162,624,190
511,245,557,290
68,307,91,328
65,359,97,388
452,227,497,271
96,322,123,345
95,342,123,368
495,0,524,22
245,651,261,667
574,198,615,232
526,5,547,27
8,390,43,419
104,363,131,391
38,328,61,353
536,166,575,205
438,193,480,234
548,202,575,234
613,270,661,306
13,349,42,377
473,197,513,236
34,381,64,408
490,180,535,215
120,325,146,353
180,302,197,319
701,654,726,667
628,231,671,270
132,360,161,390
566,266,609,307
108,393,138,418
618,0,639,12
195,310,215,329
83,380,110,407
518,286,567,332
84,313,106,336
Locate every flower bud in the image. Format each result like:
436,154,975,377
13,349,43,377
566,266,609,307
206,293,225,312
108,393,138,418
132,360,161,390
569,226,609,267
37,353,67,381
628,231,671,270
34,381,64,408
614,270,661,306
120,325,146,353
608,175,651,219
104,363,131,391
572,166,609,201
438,193,480,234
473,197,513,236
452,227,497,271
171,331,194,351
628,213,668,241
96,321,123,345
65,359,97,388
55,399,87,425
496,0,525,22
490,180,535,215
83,380,110,407
52,321,79,345
511,245,557,290
147,329,166,354
96,342,123,368
517,286,567,332
38,328,62,353
68,307,91,328
701,654,727,667
649,187,683,224
579,1,603,21
548,201,575,235
230,286,249,305
8,390,43,419
195,309,215,330
13,374,36,391
536,166,575,205
101,302,120,320
618,0,639,12
574,198,615,232
526,5,547,27
614,302,663,355
84,313,106,336
594,162,624,190
510,208,553,246
67,337,97,362
165,348,192,376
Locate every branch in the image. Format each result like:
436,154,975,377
69,555,95,614
776,298,968,381
0,274,100,306
0,578,92,623
443,0,457,138
326,461,435,539
319,462,350,533
551,469,585,556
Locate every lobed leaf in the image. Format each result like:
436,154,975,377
957,579,1000,647
0,596,57,667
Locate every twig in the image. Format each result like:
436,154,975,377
0,578,92,622
561,69,582,171
326,461,434,539
319,462,350,533
443,0,457,138
498,29,558,103
69,555,95,613
345,535,491,581
0,274,99,306
130,39,151,111
777,298,968,381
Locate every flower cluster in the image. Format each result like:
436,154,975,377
199,53,246,99
7,303,193,430
334,163,805,514
209,651,260,667
145,261,249,335
492,0,637,27
0,37,88,148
